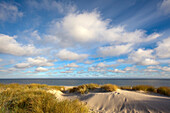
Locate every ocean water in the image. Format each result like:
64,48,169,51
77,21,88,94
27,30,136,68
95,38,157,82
0,79,170,87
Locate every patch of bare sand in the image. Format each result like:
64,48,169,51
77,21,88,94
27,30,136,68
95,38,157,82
63,89,170,113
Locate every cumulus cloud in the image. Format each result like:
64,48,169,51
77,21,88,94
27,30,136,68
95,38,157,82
160,0,170,15
48,11,160,47
35,67,48,72
56,49,88,61
0,2,23,21
15,63,30,68
84,60,93,64
15,57,54,69
88,66,106,72
155,37,170,58
31,30,41,40
161,66,170,72
27,57,54,66
144,69,158,72
109,69,125,73
0,34,41,56
60,70,73,73
64,63,79,68
128,49,159,65
96,62,107,67
97,44,133,57
124,66,137,71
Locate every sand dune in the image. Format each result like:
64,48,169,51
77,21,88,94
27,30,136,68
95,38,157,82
60,88,170,113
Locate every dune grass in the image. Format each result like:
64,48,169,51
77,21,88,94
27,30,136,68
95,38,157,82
0,83,88,113
157,87,170,96
101,84,118,92
69,83,99,94
120,86,132,90
132,85,156,92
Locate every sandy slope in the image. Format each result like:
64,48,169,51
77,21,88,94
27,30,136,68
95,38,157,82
49,88,170,113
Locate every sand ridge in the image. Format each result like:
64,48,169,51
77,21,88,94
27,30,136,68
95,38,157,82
48,87,170,113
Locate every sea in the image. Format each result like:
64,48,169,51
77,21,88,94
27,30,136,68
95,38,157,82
0,78,170,87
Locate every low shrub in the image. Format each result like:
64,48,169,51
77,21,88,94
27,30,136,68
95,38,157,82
157,87,170,96
132,85,156,92
101,84,118,92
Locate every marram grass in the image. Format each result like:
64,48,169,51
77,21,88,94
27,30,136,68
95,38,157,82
0,83,88,113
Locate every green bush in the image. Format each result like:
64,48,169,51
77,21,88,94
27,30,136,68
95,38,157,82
132,85,156,92
157,87,170,96
101,84,118,92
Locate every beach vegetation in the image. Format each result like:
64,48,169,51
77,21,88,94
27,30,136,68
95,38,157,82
132,85,156,92
69,83,99,94
120,86,132,90
0,83,88,113
101,84,118,92
157,87,170,96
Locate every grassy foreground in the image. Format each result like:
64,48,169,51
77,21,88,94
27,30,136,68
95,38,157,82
0,83,88,113
0,83,169,112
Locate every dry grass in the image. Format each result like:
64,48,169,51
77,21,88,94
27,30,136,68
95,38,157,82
69,83,99,94
120,86,132,90
0,83,88,113
132,85,156,92
157,87,170,96
101,84,118,92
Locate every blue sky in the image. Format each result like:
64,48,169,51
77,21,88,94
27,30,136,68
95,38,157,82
0,0,170,78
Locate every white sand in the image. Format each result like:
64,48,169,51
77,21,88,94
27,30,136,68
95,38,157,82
48,87,170,113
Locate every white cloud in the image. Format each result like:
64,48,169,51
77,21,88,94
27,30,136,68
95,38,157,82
60,70,73,73
0,59,3,62
124,66,137,71
144,69,158,72
155,37,170,58
97,44,133,57
64,63,79,68
15,63,30,68
84,60,93,64
147,65,170,72
96,62,107,67
48,11,160,47
27,57,54,67
161,66,170,72
160,0,170,15
56,49,88,61
15,57,54,69
35,67,48,72
109,69,125,73
88,66,106,72
31,30,41,40
128,49,159,65
0,34,41,56
0,2,23,21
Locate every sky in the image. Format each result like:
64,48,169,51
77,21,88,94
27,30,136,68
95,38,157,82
0,0,170,78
